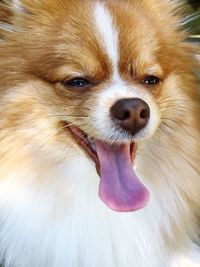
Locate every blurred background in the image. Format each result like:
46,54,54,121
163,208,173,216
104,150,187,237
185,0,200,44
185,0,200,79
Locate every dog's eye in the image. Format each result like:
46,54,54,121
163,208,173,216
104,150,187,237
63,78,90,88
142,76,160,85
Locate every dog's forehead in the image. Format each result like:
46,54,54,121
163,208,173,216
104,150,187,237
82,1,159,75
7,0,179,81
93,2,119,79
55,0,164,80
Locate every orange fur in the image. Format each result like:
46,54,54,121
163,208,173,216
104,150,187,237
0,0,199,266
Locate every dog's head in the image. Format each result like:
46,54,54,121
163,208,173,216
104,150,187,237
0,0,198,212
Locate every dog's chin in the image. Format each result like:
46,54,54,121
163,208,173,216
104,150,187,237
66,122,150,213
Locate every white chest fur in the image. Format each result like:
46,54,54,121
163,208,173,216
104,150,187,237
0,156,194,267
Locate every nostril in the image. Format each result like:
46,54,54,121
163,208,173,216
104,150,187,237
122,110,130,120
140,109,149,119
115,110,130,121
110,100,132,121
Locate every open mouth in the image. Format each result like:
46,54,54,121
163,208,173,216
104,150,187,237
68,125,101,174
68,124,150,212
68,125,135,174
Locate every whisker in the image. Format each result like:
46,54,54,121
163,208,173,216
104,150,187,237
160,106,195,112
2,97,91,110
160,104,193,108
158,99,192,105
38,122,87,151
160,122,175,132
47,114,89,118
161,117,188,126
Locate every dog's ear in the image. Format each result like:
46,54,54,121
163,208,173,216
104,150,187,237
0,1,14,37
0,0,24,23
0,0,31,38
11,0,23,11
0,1,13,23
1,0,30,18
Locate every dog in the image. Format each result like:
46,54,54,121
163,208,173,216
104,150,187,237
0,0,199,266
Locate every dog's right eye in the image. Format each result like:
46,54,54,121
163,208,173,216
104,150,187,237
63,78,90,88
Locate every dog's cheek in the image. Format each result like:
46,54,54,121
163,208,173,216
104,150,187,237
157,74,192,125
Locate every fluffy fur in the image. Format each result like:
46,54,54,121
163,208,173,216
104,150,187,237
0,0,200,266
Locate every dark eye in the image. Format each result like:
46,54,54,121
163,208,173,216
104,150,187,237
63,78,90,88
142,75,160,85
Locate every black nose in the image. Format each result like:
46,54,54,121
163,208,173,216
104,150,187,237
110,98,150,135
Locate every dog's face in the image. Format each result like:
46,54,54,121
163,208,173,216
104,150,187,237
0,0,198,211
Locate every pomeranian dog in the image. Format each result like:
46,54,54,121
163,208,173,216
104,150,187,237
0,0,199,266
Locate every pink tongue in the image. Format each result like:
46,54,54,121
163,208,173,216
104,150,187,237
95,141,150,212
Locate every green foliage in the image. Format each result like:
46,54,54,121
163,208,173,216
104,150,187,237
186,11,200,35
185,1,200,34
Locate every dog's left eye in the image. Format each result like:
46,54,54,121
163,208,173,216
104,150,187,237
63,78,90,88
142,75,160,85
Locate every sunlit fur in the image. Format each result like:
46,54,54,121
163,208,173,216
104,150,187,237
0,0,200,267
